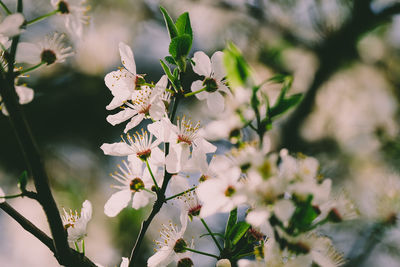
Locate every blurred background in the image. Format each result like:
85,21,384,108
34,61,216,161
1,0,400,266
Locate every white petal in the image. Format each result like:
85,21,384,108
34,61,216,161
149,101,165,121
211,51,226,80
0,187,4,203
119,42,136,75
274,199,295,223
101,142,133,156
165,148,180,174
104,190,131,217
81,200,93,221
132,191,151,209
120,257,129,267
106,96,125,110
0,13,24,37
15,85,34,105
169,175,190,195
147,247,173,267
148,118,175,143
206,92,224,113
154,75,168,94
191,80,208,100
194,138,216,154
124,113,145,132
106,108,137,126
192,51,211,77
149,146,165,166
16,42,41,64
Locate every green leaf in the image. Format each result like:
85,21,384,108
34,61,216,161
268,74,289,84
223,42,251,88
227,221,251,246
175,12,192,39
225,208,238,237
18,171,28,192
269,93,303,118
169,34,192,59
160,60,175,83
165,56,176,65
288,195,320,234
160,6,178,40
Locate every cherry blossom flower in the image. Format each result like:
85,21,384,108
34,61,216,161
0,13,24,40
148,116,216,173
196,165,246,217
100,129,164,166
16,33,74,65
216,259,232,267
104,42,145,110
106,75,168,132
51,0,90,38
104,159,158,217
61,200,92,242
148,213,190,267
190,51,230,113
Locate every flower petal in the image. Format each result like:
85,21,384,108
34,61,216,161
106,108,137,126
119,42,136,75
101,142,133,156
147,247,173,267
124,113,145,133
132,191,152,209
15,85,34,105
192,51,211,77
211,51,226,80
191,80,207,100
81,200,93,221
0,13,24,37
206,92,224,113
104,189,131,217
149,101,165,121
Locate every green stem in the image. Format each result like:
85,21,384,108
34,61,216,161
200,218,223,252
165,187,196,201
184,87,206,97
0,193,23,199
183,247,219,259
82,239,85,256
234,251,254,260
17,62,45,75
0,1,11,15
146,158,160,192
74,242,80,253
26,10,59,25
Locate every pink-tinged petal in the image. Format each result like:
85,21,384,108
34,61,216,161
206,92,224,113
132,191,152,209
217,82,231,96
104,70,131,95
104,189,131,217
0,13,24,37
149,101,165,121
191,80,207,100
16,42,41,64
147,247,173,267
169,175,190,195
165,148,179,174
15,85,34,105
149,146,165,166
148,118,176,143
119,42,136,75
127,156,143,176
120,257,129,267
179,209,188,234
106,96,125,110
194,138,216,154
192,51,212,77
124,113,145,133
100,142,133,156
211,51,226,80
154,75,168,95
106,108,137,126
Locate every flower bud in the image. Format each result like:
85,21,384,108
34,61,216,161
216,259,231,267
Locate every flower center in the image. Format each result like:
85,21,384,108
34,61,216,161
203,77,218,92
177,257,194,267
58,1,70,13
173,238,187,253
41,49,57,65
136,149,151,161
225,186,236,197
64,223,74,229
129,178,144,192
135,75,146,89
199,174,209,182
188,204,202,219
177,135,192,145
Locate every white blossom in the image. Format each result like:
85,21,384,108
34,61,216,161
61,200,92,243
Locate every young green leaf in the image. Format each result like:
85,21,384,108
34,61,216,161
169,34,192,59
225,208,238,237
269,93,303,118
227,221,251,246
175,12,192,39
18,171,28,192
165,55,176,65
160,6,178,40
223,42,251,88
160,59,175,83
